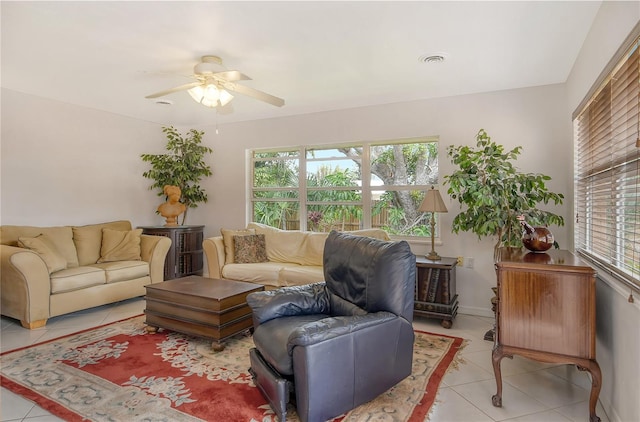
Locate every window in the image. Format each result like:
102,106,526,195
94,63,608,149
574,34,640,292
250,137,440,237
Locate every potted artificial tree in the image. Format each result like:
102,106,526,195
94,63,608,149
141,126,213,225
445,129,565,340
444,129,564,258
444,129,565,341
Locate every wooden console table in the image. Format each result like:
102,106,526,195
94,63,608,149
492,247,601,422
414,256,458,328
140,225,204,280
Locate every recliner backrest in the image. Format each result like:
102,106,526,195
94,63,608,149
323,231,416,321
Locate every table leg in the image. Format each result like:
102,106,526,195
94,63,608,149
145,325,158,333
491,345,514,407
212,341,225,352
491,345,504,407
577,360,602,422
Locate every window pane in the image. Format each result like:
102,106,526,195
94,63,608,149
253,159,299,188
253,190,299,199
307,189,361,203
252,201,300,230
307,204,363,232
372,190,433,236
306,147,362,159
254,150,299,159
370,141,438,186
306,161,361,186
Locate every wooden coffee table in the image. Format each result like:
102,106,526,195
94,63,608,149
144,275,264,351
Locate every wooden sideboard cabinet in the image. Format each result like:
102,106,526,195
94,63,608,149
140,225,204,280
492,247,601,422
414,256,458,328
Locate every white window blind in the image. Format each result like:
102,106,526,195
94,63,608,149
574,34,640,292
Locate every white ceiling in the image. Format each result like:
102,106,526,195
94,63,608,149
1,1,602,127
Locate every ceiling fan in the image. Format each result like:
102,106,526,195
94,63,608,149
145,55,285,108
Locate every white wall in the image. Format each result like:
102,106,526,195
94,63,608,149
565,2,640,422
1,88,168,227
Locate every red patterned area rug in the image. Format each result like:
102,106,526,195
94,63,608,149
0,315,466,421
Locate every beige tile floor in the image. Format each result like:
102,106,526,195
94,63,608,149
0,298,609,422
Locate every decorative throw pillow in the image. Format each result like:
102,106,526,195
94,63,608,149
97,228,142,263
233,234,268,264
221,228,256,264
18,234,67,273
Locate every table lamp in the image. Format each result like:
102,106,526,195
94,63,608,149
419,186,448,260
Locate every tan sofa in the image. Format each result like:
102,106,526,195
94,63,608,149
203,222,389,289
0,220,171,329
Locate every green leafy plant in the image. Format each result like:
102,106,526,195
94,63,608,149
141,126,213,224
444,129,564,257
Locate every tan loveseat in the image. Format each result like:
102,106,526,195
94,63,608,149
203,222,389,289
0,220,171,329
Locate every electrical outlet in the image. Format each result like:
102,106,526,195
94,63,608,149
465,257,475,268
457,256,464,266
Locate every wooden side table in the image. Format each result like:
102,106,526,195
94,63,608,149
140,225,204,280
492,247,601,422
414,256,458,328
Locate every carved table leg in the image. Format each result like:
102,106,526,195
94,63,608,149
577,360,602,422
491,345,504,407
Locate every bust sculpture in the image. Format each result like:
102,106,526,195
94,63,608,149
157,185,186,226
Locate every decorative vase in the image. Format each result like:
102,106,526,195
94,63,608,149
520,218,554,252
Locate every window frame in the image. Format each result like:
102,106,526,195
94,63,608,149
249,136,441,238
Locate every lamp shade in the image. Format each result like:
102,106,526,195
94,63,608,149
419,187,448,213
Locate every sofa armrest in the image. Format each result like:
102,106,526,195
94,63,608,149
203,236,225,279
140,234,171,283
0,245,51,327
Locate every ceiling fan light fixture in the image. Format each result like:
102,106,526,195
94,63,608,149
188,84,232,108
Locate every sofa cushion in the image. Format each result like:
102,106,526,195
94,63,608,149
73,220,132,265
1,225,79,268
246,222,390,267
222,262,288,287
50,266,106,294
222,262,324,288
97,228,142,263
279,265,324,287
234,234,268,264
247,223,311,265
221,228,256,264
91,261,149,283
18,235,68,274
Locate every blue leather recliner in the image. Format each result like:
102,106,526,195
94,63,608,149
247,230,416,422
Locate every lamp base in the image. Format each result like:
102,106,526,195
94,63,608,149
426,252,442,261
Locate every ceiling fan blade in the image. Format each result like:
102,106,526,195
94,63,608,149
214,70,251,81
216,102,235,115
226,83,285,107
145,82,203,99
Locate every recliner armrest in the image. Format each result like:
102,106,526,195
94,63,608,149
287,312,397,352
247,282,331,325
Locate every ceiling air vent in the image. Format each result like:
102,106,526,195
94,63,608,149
418,53,449,64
